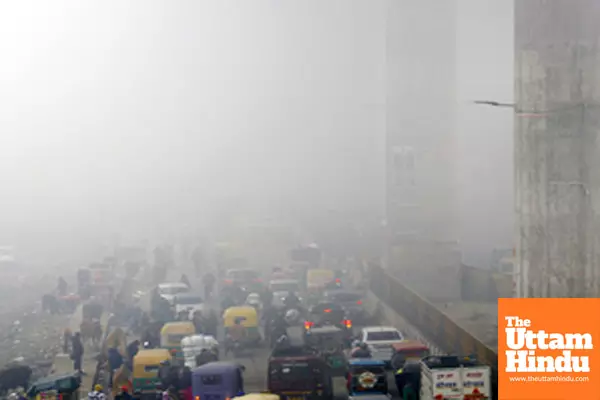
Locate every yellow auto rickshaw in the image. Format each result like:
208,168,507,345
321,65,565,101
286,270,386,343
223,306,260,343
160,321,196,362
132,348,171,397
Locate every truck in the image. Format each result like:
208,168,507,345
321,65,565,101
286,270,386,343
420,355,491,400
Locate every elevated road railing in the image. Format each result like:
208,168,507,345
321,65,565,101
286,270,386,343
368,263,499,396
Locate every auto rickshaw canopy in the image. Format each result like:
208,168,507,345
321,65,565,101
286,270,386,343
222,306,258,327
133,348,172,376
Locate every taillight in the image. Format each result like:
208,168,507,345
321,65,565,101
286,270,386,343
335,278,341,283
324,308,332,313
253,278,262,283
343,319,352,329
195,396,200,400
224,279,233,284
304,321,314,330
356,300,363,305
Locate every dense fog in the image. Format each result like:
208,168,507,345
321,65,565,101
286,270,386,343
0,0,513,268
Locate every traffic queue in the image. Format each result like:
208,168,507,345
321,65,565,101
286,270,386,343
25,242,492,400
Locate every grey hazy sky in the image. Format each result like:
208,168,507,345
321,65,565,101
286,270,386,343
0,1,512,267
0,1,385,248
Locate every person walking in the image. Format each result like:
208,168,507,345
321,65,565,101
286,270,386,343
71,332,85,375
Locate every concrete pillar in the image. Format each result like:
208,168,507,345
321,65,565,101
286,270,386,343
515,0,600,297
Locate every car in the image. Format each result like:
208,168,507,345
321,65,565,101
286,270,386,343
305,302,352,337
157,282,190,304
223,268,263,290
324,290,367,324
360,326,405,366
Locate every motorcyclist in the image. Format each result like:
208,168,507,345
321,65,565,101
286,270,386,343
283,291,301,309
350,342,372,358
284,308,301,326
225,318,246,355
245,293,262,311
269,312,289,347
195,348,218,366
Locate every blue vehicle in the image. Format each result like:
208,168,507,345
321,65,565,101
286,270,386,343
192,362,245,400
347,359,390,400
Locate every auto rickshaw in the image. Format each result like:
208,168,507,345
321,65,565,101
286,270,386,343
347,359,390,400
132,348,172,397
192,362,245,400
267,352,332,400
304,326,348,376
223,306,260,343
390,340,430,372
27,372,81,400
160,321,196,362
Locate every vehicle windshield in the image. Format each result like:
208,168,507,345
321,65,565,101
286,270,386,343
270,281,300,292
366,331,402,341
330,292,361,302
160,285,188,295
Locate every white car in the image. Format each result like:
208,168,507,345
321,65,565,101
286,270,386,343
158,282,190,304
360,326,405,364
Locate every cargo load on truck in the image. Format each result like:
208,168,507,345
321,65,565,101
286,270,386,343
419,355,491,400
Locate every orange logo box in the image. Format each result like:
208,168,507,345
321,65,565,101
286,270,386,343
498,298,600,400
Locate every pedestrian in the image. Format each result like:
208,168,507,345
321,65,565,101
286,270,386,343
126,340,140,368
107,346,123,386
71,332,85,375
63,328,72,354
